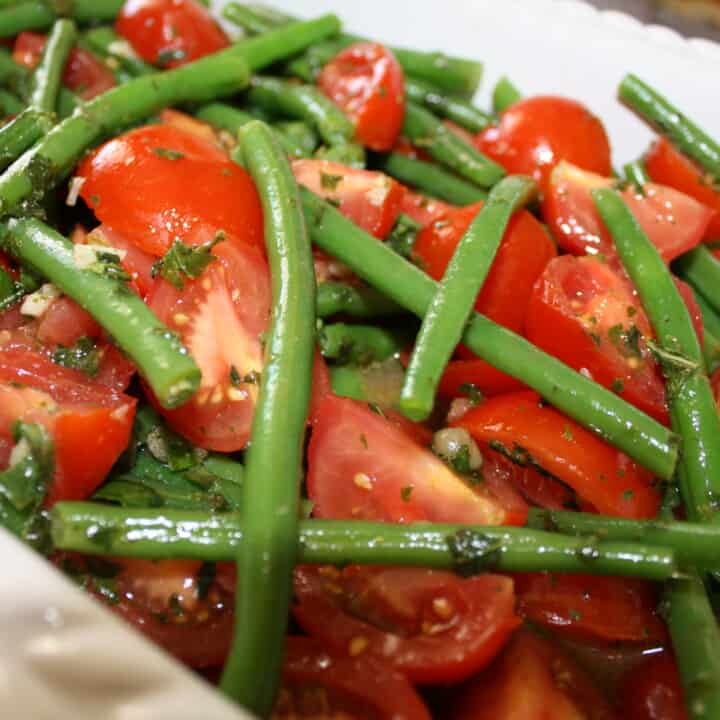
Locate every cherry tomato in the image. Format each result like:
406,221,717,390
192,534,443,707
621,651,688,720
413,201,556,335
449,629,618,720
475,96,612,190
77,124,263,257
438,358,526,400
542,161,715,261
308,394,528,526
525,254,668,424
515,573,667,644
645,137,720,240
35,296,100,346
276,636,431,720
146,240,269,452
454,391,660,518
293,159,405,239
293,566,518,684
13,31,115,99
116,0,229,68
318,42,405,151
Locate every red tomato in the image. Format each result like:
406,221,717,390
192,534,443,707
449,629,618,720
35,297,100,346
454,391,661,518
438,358,526,399
542,161,714,262
293,566,518,684
621,652,688,720
293,159,404,238
515,573,667,644
77,124,263,257
276,636,431,720
308,394,528,526
146,240,269,451
525,254,668,424
646,137,720,240
475,96,612,190
400,190,455,228
13,31,115,99
116,0,229,68
413,202,556,334
107,559,234,668
318,42,405,151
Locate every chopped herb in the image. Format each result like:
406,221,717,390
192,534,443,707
153,147,185,160
52,337,101,377
367,403,386,418
627,306,637,317
156,47,186,66
458,383,483,404
488,439,554,479
568,608,583,621
623,489,635,500
589,332,601,347
386,213,422,259
151,233,223,289
229,365,242,387
320,171,344,190
607,323,642,358
646,340,700,397
611,378,625,393
86,249,131,282
446,529,502,577
562,425,574,442
400,485,413,501
196,562,216,599
359,433,368,449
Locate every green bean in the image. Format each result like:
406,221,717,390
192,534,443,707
623,159,649,187
301,188,678,479
403,101,505,188
220,121,315,716
29,18,77,114
492,75,522,114
376,153,487,205
319,322,403,365
316,281,405,318
223,2,271,35
0,264,13,303
675,245,720,317
0,89,24,117
405,77,493,133
400,176,537,421
0,108,53,171
273,120,317,156
314,141,365,168
50,504,679,581
2,218,200,409
393,47,483,100
594,188,720,521
619,74,720,179
83,27,155,78
689,289,720,374
0,0,122,36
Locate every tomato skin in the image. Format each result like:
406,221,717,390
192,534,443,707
413,202,556,335
646,137,720,240
438,358,526,399
621,652,688,720
542,161,714,262
515,573,667,644
35,297,100,346
116,0,229,68
77,124,263,257
475,96,612,190
399,190,455,228
293,159,405,239
293,566,518,685
454,391,661,518
13,31,115,99
319,42,405,152
308,394,528,526
277,636,431,720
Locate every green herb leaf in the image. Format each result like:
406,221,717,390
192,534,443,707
153,147,185,160
52,336,101,377
446,529,503,577
151,233,223,289
386,213,422,259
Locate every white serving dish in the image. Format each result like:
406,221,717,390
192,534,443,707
3,1,719,717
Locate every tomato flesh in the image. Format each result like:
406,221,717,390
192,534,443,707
621,651,688,720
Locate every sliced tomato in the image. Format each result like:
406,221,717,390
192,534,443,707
308,394,527,526
13,31,115,99
438,358,526,399
525,254,668,424
542,161,714,262
399,190,455,228
77,124,263,257
413,202,556,335
318,42,405,152
116,0,229,68
621,651,688,720
454,391,660,518
475,96,612,191
159,108,223,149
35,297,100,346
449,629,618,720
293,159,404,239
645,136,720,240
276,636,431,720
515,573,667,644
293,566,518,684
146,240,269,451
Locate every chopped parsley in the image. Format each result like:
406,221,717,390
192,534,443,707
458,383,483,404
386,213,422,259
400,485,413,501
611,378,625,393
151,233,223,289
320,171,344,190
152,147,185,160
52,337,101,377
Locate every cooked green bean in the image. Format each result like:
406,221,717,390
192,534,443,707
401,176,537,421
0,0,122,37
492,75,522,114
319,322,403,364
28,18,76,114
316,281,405,318
83,26,155,78
623,159,649,187
0,89,24,116
675,245,720,318
0,108,53,171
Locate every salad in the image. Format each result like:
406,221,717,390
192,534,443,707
0,0,719,718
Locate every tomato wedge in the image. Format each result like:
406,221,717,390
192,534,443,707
308,394,528,526
116,0,229,68
293,159,405,238
319,42,405,152
77,124,263,257
293,566,518,684
542,161,714,262
645,136,720,240
399,190,455,228
438,358,526,400
621,652,688,720
449,629,618,720
454,391,660,518
515,573,667,644
276,636,431,720
413,202,556,335
475,96,612,190
13,31,115,100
